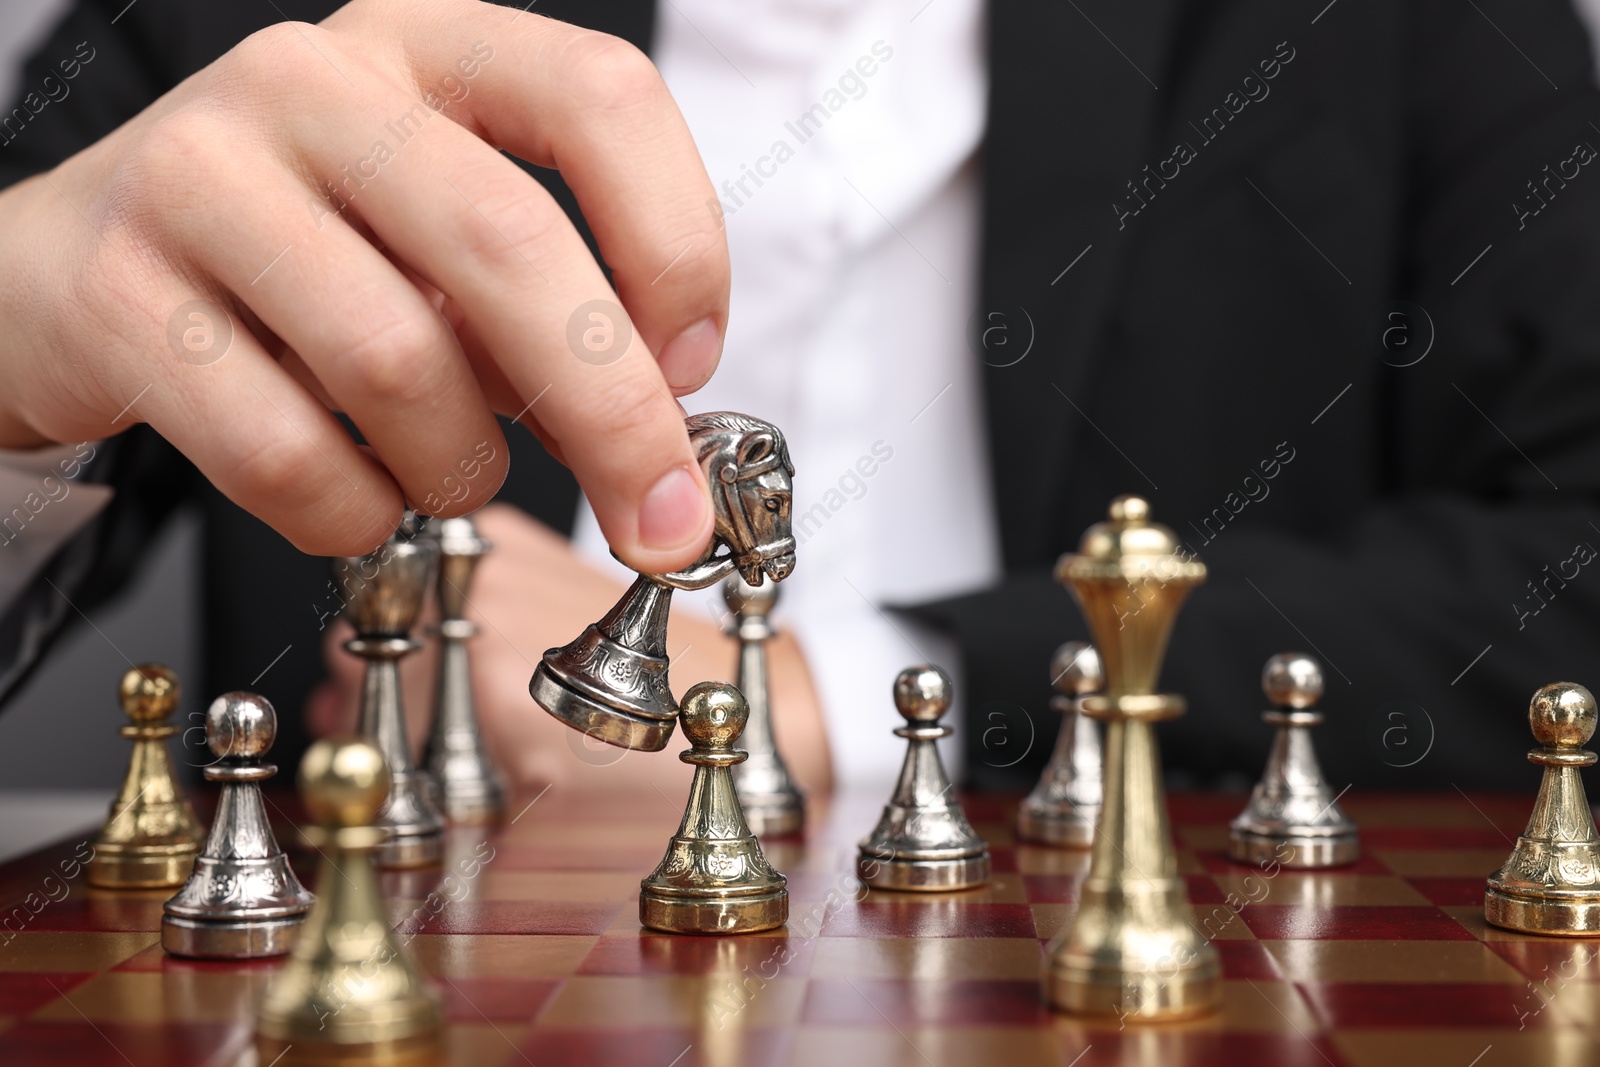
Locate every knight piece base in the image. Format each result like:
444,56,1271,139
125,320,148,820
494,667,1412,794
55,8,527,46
87,847,198,889
1485,886,1600,936
639,886,788,935
1228,827,1359,869
740,795,805,839
530,663,676,753
1017,804,1098,848
376,833,444,870
857,849,990,892
162,914,304,959
1046,952,1222,1020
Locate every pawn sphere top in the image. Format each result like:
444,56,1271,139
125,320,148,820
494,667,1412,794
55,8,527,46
119,664,179,723
680,681,749,751
1050,642,1104,696
894,665,952,723
1109,495,1151,525
1262,653,1324,709
299,737,390,828
723,572,778,616
1529,682,1597,749
206,692,277,759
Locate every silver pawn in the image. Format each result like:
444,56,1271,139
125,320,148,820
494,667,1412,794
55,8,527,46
162,692,314,958
1017,642,1105,847
724,574,805,837
334,520,446,868
1228,652,1359,868
423,515,505,824
857,666,990,891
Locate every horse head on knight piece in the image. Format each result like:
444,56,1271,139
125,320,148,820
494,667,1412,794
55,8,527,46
657,412,796,591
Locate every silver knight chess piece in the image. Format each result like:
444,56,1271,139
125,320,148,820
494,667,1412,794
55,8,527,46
162,692,314,958
422,514,505,824
1228,652,1359,869
724,573,805,837
1017,642,1105,847
333,516,447,867
531,412,796,753
858,665,990,891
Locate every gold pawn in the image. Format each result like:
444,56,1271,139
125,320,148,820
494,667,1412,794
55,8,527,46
1485,682,1600,936
88,665,203,889
1045,496,1221,1020
256,738,442,1061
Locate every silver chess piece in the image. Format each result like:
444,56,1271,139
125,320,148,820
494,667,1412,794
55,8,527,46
1017,642,1105,847
162,692,314,958
858,666,990,891
724,573,805,838
1228,652,1359,868
334,518,446,867
423,514,505,824
531,412,796,753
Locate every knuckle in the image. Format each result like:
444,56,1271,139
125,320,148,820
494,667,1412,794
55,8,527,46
230,433,325,505
454,175,565,274
226,22,336,84
108,107,234,223
335,312,451,405
564,33,666,115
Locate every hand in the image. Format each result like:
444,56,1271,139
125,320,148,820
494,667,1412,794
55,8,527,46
307,504,835,795
0,0,726,572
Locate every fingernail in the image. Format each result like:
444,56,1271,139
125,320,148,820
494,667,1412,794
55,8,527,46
639,466,709,550
656,317,720,393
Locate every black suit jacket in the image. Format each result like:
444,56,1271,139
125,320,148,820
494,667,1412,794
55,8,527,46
4,0,1600,790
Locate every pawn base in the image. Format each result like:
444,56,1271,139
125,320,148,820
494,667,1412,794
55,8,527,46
857,849,990,892
1046,953,1221,1020
740,795,805,839
531,663,676,753
1017,805,1098,848
1485,886,1600,936
437,787,505,826
255,1032,440,1066
1228,828,1359,869
88,848,198,889
376,833,443,869
639,886,788,934
162,913,304,959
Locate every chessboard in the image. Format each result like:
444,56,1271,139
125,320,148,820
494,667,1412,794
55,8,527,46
0,786,1586,1066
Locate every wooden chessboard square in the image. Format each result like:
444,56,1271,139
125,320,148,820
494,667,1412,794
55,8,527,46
821,900,1037,939
408,933,597,978
393,899,621,936
1342,795,1521,829
1213,873,1431,908
516,1026,788,1067
1054,1029,1341,1067
1241,905,1476,941
1262,939,1524,984
802,977,1053,1026
1364,827,1513,850
0,932,157,972
0,1019,244,1067
28,970,269,1023
1438,905,1588,943
1331,1029,1579,1067
7,891,166,933
1400,876,1486,906
1014,847,1092,877
1295,981,1550,1029
487,844,664,871
577,932,816,977
111,942,287,974
1195,849,1395,876
1021,873,1085,904
1214,940,1285,980
810,936,1044,981
436,974,559,1023
1479,936,1600,982
789,1024,1064,1067
472,871,640,902
533,975,807,1028
1372,848,1505,877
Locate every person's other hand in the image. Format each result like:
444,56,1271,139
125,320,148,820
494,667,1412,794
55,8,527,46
0,0,725,571
307,504,834,795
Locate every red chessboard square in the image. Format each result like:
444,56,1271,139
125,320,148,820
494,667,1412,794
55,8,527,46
1022,874,1082,904
1215,940,1284,980
437,975,559,1023
577,934,816,977
801,978,1052,1026
0,973,91,1015
821,901,1037,938
9,894,166,933
1485,939,1600,982
489,845,663,871
1364,827,1514,849
395,900,619,935
1076,1030,1345,1067
1167,793,1253,825
0,1020,244,1067
1185,873,1227,904
1241,905,1476,941
986,847,1020,874
1296,981,1539,1028
1195,850,1393,876
1405,877,1490,906
519,1027,790,1067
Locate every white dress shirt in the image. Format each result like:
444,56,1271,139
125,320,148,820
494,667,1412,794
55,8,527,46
573,0,999,785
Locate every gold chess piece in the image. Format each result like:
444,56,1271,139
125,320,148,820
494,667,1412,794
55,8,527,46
88,665,203,888
1046,496,1221,1020
257,737,442,1059
1485,682,1600,936
640,681,789,934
